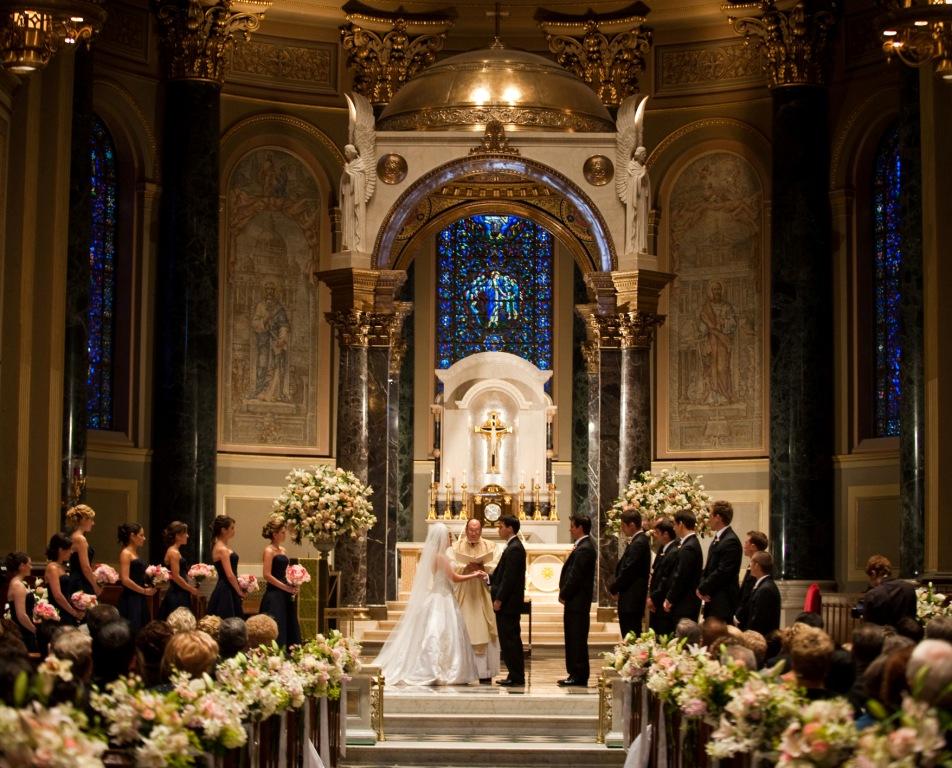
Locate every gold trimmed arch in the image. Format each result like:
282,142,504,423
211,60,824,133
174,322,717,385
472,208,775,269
373,154,617,274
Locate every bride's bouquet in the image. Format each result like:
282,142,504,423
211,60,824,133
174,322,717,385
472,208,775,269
273,465,376,548
607,467,712,536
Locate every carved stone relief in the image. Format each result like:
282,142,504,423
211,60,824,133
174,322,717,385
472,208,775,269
229,36,337,93
656,40,764,94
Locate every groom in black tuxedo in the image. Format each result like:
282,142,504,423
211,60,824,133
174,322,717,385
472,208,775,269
491,515,526,686
558,514,596,687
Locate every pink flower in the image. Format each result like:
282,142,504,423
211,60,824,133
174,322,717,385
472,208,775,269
887,727,919,759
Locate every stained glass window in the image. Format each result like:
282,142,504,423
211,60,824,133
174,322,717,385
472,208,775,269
436,214,552,371
872,123,902,438
87,115,117,430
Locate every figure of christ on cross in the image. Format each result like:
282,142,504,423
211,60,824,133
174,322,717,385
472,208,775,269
474,411,512,474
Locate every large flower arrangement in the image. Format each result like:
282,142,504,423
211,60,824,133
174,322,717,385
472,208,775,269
778,698,858,767
274,465,376,547
0,701,106,767
846,695,949,768
607,468,712,537
916,582,952,622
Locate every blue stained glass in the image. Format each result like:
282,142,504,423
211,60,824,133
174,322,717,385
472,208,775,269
872,123,902,438
436,214,553,372
87,115,117,430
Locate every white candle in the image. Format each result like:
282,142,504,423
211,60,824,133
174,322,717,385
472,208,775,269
431,468,435,484
462,470,467,484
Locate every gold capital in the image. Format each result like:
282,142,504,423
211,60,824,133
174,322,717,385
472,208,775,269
724,0,837,88
156,0,271,84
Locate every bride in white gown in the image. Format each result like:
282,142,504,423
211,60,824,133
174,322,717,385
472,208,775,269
373,523,488,685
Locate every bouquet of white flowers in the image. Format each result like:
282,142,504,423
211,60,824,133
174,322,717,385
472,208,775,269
915,582,952,622
274,465,376,548
608,467,712,536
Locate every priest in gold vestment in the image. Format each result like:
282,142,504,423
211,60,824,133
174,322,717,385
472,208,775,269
452,518,501,682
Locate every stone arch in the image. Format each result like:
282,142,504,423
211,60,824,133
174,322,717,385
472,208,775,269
373,154,617,274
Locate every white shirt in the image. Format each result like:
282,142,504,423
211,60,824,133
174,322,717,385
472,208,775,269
680,532,698,545
713,525,732,543
753,575,769,591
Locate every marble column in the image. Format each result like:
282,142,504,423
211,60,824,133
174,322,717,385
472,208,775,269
618,314,662,486
387,304,411,600
150,1,269,562
61,49,93,512
727,0,838,581
897,68,925,578
365,341,390,607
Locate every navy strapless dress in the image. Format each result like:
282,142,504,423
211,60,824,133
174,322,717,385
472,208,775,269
7,590,37,652
69,544,97,595
258,554,302,648
55,571,81,627
206,552,243,619
117,557,150,633
159,553,193,619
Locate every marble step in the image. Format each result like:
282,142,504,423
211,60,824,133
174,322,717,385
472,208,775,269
358,629,620,644
383,713,595,738
384,691,597,716
341,740,625,767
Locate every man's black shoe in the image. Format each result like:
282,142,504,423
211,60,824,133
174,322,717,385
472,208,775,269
496,678,525,686
557,677,588,687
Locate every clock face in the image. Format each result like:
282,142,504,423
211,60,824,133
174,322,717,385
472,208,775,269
484,503,502,522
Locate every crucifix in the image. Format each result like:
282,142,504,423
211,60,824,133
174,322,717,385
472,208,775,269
474,411,512,474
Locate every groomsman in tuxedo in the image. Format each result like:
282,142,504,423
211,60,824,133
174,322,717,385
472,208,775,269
491,516,526,686
735,530,769,628
697,501,743,622
648,518,679,636
608,509,651,639
742,551,781,637
664,510,703,623
558,514,596,687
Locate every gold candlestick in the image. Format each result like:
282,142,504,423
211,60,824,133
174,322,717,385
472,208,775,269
532,482,542,520
517,483,526,520
427,482,438,520
547,482,558,521
443,482,453,520
460,482,468,520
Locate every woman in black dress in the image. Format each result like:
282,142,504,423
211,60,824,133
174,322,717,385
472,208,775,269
44,533,85,626
66,504,101,597
158,521,200,619
206,515,246,619
258,517,301,648
116,523,156,633
4,551,37,652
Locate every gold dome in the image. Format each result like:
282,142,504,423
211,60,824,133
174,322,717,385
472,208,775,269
377,42,614,133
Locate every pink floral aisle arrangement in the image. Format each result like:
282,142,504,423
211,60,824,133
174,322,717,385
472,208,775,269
0,701,105,767
215,648,306,722
608,467,712,537
187,562,215,583
70,591,98,611
31,599,60,623
93,563,119,585
778,698,858,767
292,630,363,699
274,465,376,549
286,563,311,587
847,695,949,768
145,564,170,586
237,573,259,594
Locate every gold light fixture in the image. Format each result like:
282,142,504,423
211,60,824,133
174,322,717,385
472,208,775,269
879,0,952,81
0,0,105,73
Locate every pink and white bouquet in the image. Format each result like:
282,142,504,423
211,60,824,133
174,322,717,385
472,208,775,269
237,573,259,593
187,562,215,583
145,564,171,586
846,695,949,768
608,467,712,537
93,563,119,585
778,698,858,767
170,672,246,752
32,599,60,623
215,649,304,721
0,701,106,767
70,591,98,611
286,563,311,587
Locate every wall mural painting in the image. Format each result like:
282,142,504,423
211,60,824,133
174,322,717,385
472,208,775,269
665,151,765,455
221,148,322,452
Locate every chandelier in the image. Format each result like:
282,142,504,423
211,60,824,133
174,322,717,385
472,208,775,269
0,0,106,74
879,0,952,81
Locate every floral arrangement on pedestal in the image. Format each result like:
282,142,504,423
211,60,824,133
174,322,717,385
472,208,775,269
916,582,952,622
274,465,376,548
607,467,712,537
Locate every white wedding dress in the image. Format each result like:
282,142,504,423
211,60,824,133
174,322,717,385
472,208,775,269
373,524,479,686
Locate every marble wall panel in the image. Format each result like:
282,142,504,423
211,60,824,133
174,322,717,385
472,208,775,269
662,151,766,457
220,148,322,452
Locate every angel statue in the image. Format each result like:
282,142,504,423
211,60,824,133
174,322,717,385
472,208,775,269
616,95,651,256
340,93,376,253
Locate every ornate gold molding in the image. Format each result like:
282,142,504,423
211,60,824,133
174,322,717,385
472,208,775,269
387,302,413,375
469,120,519,157
577,306,664,351
723,0,838,89
339,3,454,106
538,6,653,107
326,308,371,348
155,0,270,84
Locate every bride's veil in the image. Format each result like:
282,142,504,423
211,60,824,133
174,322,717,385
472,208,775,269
372,523,450,671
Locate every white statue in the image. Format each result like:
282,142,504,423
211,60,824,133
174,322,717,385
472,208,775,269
340,93,376,253
616,95,651,256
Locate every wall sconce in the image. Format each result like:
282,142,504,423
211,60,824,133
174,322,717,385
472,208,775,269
880,0,952,81
0,0,105,74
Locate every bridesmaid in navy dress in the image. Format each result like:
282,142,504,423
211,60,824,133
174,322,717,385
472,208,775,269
116,523,156,633
66,504,101,598
159,521,200,619
206,515,246,619
4,551,37,652
258,517,301,648
44,533,85,626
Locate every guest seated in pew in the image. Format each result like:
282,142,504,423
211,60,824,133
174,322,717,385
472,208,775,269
925,616,952,642
218,617,247,659
674,618,701,645
246,613,278,649
136,620,174,688
197,614,221,642
92,619,136,688
167,606,197,634
85,603,120,637
161,629,218,680
790,626,835,700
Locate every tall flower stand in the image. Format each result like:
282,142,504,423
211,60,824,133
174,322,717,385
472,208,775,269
314,537,335,634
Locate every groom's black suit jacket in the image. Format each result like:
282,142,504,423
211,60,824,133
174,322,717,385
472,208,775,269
491,536,526,614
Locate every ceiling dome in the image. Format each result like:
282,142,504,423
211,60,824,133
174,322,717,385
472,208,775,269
377,42,614,133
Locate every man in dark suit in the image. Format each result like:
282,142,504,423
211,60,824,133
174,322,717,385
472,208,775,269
648,518,679,637
743,551,781,638
490,515,526,686
735,530,769,628
664,509,702,624
608,509,651,639
558,514,596,687
697,500,743,622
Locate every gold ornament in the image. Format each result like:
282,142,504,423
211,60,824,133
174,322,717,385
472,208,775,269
376,153,408,184
583,155,615,186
